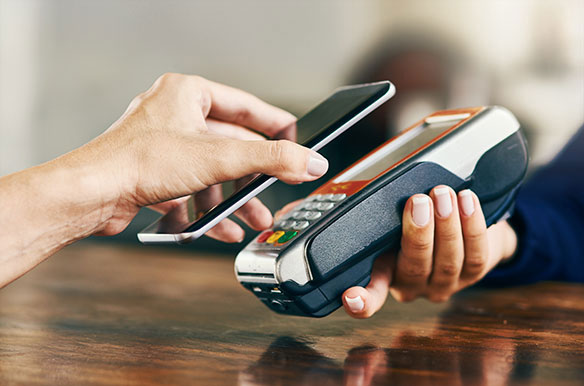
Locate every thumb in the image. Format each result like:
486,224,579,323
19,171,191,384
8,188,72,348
342,253,394,319
203,138,329,185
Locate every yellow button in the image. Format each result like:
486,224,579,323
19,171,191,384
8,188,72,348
266,231,285,244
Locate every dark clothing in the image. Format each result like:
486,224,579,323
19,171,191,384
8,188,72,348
481,125,584,286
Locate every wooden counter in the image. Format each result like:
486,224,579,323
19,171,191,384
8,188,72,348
1,242,583,385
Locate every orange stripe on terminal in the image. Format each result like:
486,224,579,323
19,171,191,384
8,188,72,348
311,180,369,196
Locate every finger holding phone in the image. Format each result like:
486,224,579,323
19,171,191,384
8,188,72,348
0,73,329,287
138,81,395,244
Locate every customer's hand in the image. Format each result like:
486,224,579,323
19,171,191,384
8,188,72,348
342,186,518,318
77,73,329,241
0,73,329,287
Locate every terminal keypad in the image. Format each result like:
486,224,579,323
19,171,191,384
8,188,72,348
254,193,346,247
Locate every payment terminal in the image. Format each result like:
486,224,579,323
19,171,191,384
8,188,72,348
234,106,528,317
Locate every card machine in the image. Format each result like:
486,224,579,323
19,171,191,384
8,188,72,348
234,106,529,317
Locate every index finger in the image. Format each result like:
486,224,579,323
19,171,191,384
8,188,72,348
204,79,297,138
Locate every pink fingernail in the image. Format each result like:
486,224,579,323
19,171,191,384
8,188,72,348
412,196,430,226
459,190,475,216
434,187,452,218
345,295,364,312
307,152,329,177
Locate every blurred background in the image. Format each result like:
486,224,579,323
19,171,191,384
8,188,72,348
1,0,583,251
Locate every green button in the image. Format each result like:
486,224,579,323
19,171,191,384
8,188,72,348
277,231,298,244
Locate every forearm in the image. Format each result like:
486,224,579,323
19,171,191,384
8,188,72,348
0,74,329,288
0,150,117,287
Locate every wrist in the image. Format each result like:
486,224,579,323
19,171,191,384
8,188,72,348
39,154,118,237
68,129,144,234
499,220,518,264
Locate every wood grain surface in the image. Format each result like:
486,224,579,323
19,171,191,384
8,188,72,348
1,242,583,385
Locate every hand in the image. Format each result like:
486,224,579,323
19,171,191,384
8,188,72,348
75,73,329,240
342,185,518,318
0,73,329,287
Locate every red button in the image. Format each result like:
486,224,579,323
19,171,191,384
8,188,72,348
257,231,274,243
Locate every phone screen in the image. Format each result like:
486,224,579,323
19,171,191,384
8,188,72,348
140,81,393,239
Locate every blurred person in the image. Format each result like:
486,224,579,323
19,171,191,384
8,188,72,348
348,34,460,139
341,124,584,318
330,33,535,177
0,73,329,288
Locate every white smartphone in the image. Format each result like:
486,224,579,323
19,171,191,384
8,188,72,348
138,81,395,244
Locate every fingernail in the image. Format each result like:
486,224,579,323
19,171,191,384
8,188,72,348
345,295,365,312
459,190,475,216
434,187,452,218
412,196,430,226
307,152,329,177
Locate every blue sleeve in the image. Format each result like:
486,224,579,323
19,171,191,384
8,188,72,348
480,124,584,286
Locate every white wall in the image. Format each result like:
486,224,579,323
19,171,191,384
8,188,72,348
0,0,41,174
1,0,583,176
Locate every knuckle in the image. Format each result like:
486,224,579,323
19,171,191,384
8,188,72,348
269,140,285,164
400,264,431,280
436,263,461,277
435,229,460,243
270,140,302,172
157,72,182,84
267,141,288,174
403,233,433,254
463,256,487,274
232,105,252,124
463,230,486,244
131,91,148,105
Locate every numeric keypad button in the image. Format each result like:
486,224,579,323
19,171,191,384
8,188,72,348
304,211,322,220
303,202,318,210
317,194,334,201
315,202,334,211
292,211,307,220
293,221,310,230
279,220,295,230
331,193,347,201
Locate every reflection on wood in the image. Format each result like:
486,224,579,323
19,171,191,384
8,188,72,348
0,243,582,385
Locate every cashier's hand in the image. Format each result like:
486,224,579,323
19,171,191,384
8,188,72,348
342,186,518,318
91,73,329,241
